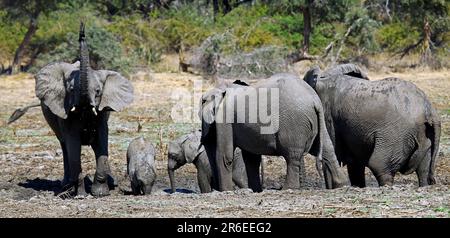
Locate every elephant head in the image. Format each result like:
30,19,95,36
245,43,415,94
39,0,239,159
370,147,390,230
198,80,249,141
167,131,204,193
303,63,369,90
198,87,226,141
35,22,133,119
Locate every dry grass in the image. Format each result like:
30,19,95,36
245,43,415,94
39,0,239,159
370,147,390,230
0,67,448,217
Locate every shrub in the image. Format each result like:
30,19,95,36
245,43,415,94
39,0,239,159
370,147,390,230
0,10,26,64
376,22,421,52
32,24,132,75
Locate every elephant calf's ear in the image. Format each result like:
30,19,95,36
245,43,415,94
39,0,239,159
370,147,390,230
98,71,134,112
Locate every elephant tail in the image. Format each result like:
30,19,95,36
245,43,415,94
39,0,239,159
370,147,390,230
311,104,325,177
7,101,41,124
426,110,441,185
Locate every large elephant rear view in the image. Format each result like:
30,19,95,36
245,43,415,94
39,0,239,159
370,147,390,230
303,64,441,187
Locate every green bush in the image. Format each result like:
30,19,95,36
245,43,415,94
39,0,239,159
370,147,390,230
216,5,280,52
262,13,303,50
0,10,26,64
376,22,421,52
32,24,132,75
108,15,164,66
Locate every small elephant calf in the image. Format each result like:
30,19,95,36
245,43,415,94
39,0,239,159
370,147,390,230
168,130,249,193
127,137,157,195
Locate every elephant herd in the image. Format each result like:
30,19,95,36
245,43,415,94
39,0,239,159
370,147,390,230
8,23,441,198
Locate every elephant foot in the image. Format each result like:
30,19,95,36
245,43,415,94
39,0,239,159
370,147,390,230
91,172,110,197
91,181,110,197
91,155,111,197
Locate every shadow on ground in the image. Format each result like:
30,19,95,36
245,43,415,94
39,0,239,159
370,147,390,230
18,178,62,195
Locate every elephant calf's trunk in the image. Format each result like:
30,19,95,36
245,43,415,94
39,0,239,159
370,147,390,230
168,169,176,193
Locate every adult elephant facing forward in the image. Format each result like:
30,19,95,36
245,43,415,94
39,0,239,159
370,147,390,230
9,23,134,198
303,64,440,187
199,74,347,192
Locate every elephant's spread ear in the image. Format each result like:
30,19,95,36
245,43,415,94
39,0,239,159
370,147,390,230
98,70,134,112
35,62,78,119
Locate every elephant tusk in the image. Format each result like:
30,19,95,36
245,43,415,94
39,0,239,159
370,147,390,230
92,107,97,116
71,106,76,112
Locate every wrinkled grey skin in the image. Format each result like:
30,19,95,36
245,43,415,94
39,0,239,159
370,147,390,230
303,64,441,187
168,130,248,193
200,74,347,192
10,23,134,198
127,137,157,195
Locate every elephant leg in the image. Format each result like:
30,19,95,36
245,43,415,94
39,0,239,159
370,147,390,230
347,161,366,188
283,150,305,190
214,124,234,191
197,167,212,193
195,155,213,193
59,141,70,187
61,128,82,198
130,177,140,195
91,154,111,197
232,153,248,189
90,113,111,197
416,148,433,187
366,137,395,187
241,150,262,192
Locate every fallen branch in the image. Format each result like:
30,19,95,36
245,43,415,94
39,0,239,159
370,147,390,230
393,38,424,59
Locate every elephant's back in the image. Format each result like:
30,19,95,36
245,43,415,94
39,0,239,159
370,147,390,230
369,78,433,123
127,137,156,172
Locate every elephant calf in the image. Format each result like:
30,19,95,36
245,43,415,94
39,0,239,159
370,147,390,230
168,130,249,193
127,137,157,195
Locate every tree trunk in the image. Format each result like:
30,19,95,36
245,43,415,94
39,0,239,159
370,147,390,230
301,0,313,55
419,18,440,69
11,17,38,75
222,0,232,14
213,0,219,21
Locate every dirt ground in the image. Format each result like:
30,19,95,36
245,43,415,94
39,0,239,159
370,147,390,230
0,67,449,218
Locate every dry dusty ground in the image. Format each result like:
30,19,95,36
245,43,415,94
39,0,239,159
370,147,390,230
0,68,449,218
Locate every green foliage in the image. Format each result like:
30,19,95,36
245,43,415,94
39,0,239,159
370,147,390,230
344,5,380,53
262,13,303,50
32,24,131,74
310,24,335,55
0,11,26,62
216,4,281,51
108,15,164,65
0,0,448,72
158,5,213,51
376,22,421,52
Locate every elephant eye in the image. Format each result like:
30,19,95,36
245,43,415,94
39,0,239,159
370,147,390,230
95,88,101,96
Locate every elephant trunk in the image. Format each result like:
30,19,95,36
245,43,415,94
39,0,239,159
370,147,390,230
168,168,176,193
79,22,90,106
